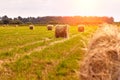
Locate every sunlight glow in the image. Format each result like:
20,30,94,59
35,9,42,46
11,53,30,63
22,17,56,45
75,0,99,15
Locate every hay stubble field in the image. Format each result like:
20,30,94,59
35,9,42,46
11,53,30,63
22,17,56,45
0,25,97,80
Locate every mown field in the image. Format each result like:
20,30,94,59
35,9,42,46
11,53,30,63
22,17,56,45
0,25,98,80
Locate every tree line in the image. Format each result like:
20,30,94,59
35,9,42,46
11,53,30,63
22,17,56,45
0,15,114,25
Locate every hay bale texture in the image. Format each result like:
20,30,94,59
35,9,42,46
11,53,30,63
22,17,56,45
55,25,69,38
29,25,34,30
80,25,120,80
78,25,85,32
47,25,53,30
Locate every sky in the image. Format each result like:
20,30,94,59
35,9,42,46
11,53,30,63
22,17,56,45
0,0,120,21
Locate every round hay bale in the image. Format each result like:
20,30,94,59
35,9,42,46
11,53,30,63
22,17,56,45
80,25,120,80
29,25,34,30
15,25,18,27
47,25,53,30
55,24,69,38
3,25,7,27
98,24,103,27
78,25,85,32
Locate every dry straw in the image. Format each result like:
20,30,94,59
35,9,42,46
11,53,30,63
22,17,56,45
55,24,69,38
29,25,34,30
47,25,53,30
80,24,120,80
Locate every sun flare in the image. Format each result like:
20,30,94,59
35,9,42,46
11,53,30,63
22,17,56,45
75,0,98,14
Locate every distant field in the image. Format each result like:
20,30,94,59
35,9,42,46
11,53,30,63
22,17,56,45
0,25,98,80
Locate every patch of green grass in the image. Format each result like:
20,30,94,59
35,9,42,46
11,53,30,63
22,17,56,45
0,26,80,59
10,55,32,72
0,26,54,49
7,34,86,80
0,51,14,59
0,25,98,80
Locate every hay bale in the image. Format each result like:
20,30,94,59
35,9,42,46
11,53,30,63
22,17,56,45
98,24,103,27
80,25,120,80
15,25,18,27
29,25,34,30
78,25,85,32
3,25,7,27
3,25,6,27
47,25,53,30
55,24,69,38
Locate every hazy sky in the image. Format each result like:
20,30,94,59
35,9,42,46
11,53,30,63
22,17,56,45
0,0,120,21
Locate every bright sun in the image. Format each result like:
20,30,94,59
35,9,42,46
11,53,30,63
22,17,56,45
75,0,98,15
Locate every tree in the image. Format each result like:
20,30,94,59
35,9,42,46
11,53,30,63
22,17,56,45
2,15,10,24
